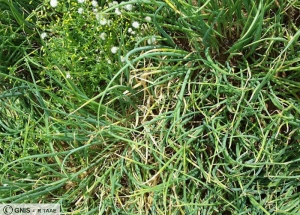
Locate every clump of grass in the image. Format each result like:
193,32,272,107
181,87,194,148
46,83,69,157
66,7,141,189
1,0,300,214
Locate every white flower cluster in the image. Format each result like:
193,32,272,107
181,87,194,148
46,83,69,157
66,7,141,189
115,8,121,15
96,14,108,25
100,32,107,40
147,36,156,45
123,4,133,11
145,16,151,22
111,46,119,54
92,0,98,7
78,7,84,14
109,2,134,16
108,1,119,7
66,72,71,79
41,32,47,39
50,0,58,7
132,21,139,29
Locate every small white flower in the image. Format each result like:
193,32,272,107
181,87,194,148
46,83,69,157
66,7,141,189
93,8,98,13
124,4,133,11
78,0,85,3
50,0,58,7
108,1,119,7
131,31,136,35
109,1,118,7
78,7,84,14
107,59,112,64
145,16,151,22
100,32,107,40
120,56,125,62
91,0,98,7
147,36,156,45
3,184,8,187
132,21,139,29
111,46,118,54
107,19,113,26
115,8,121,15
41,32,47,39
99,17,107,25
128,27,132,33
66,72,71,79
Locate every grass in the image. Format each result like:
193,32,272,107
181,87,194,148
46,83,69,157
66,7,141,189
1,0,300,214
